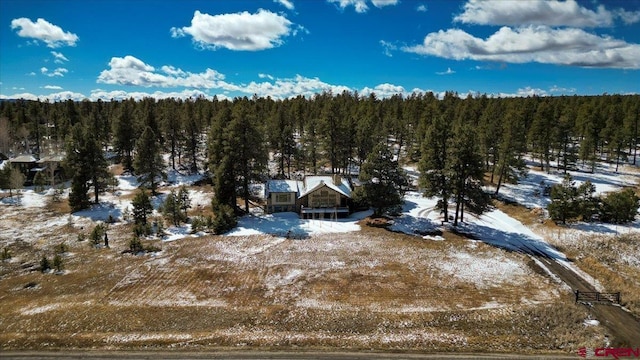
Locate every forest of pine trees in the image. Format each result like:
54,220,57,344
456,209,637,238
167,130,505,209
0,92,638,218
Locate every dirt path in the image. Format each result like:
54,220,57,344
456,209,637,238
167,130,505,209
536,255,640,347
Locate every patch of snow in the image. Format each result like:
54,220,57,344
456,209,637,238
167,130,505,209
225,211,371,238
20,303,61,315
584,319,600,326
436,250,529,288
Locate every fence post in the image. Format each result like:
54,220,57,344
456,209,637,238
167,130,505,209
596,292,600,302
616,292,620,304
575,290,579,303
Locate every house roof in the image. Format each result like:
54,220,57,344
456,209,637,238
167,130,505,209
299,176,352,199
37,154,65,163
266,180,301,196
10,154,37,163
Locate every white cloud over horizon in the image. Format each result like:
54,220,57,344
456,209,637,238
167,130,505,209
10,17,79,48
454,0,640,28
170,9,296,51
403,25,640,69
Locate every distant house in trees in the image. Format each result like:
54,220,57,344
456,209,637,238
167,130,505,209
36,154,65,184
265,175,353,219
9,154,37,184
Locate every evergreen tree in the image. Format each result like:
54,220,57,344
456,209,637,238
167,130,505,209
66,123,111,211
601,188,639,224
131,189,153,225
448,120,489,225
162,189,183,226
113,101,136,171
134,126,166,194
178,185,191,219
419,115,452,221
356,143,408,216
494,107,528,195
548,175,579,224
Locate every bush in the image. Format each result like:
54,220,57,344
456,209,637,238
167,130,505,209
77,233,86,242
1,247,11,261
90,223,107,245
128,237,144,253
190,215,214,234
40,255,51,273
56,242,68,254
133,222,152,237
53,254,64,272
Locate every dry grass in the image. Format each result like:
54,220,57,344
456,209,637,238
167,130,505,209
0,223,607,353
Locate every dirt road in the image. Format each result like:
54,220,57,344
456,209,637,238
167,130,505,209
536,254,640,347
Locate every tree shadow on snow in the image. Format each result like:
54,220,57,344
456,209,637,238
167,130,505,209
455,222,566,260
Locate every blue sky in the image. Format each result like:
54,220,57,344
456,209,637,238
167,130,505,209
1,0,639,101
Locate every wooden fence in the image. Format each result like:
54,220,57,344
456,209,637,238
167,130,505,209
575,290,621,304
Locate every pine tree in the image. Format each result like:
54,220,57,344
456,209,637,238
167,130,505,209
131,189,153,225
494,107,528,196
356,143,408,216
448,120,489,225
134,126,166,194
178,185,191,219
548,175,579,224
162,189,183,226
65,123,111,211
418,115,452,221
601,188,639,224
113,101,136,171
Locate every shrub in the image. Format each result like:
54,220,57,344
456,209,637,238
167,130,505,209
1,247,11,261
40,255,51,273
53,254,64,272
133,222,152,237
128,237,144,253
90,223,107,246
77,233,86,242
56,242,68,254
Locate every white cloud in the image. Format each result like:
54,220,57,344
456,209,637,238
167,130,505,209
549,85,576,94
41,67,68,77
258,73,275,80
10,17,78,47
274,0,294,10
380,40,397,57
454,0,639,27
97,55,225,88
51,51,69,64
403,26,640,69
436,67,456,75
89,89,223,101
43,85,63,90
171,9,295,51
361,83,406,98
416,4,427,12
327,0,397,13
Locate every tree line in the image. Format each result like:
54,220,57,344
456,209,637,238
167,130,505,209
0,92,638,224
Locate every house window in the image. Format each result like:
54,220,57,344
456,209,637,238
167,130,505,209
311,189,335,207
275,193,290,203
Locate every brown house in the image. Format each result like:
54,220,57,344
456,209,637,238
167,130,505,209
266,175,353,219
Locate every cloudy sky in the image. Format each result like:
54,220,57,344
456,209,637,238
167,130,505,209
1,0,639,101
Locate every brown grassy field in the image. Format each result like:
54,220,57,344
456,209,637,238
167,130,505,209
0,212,606,353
